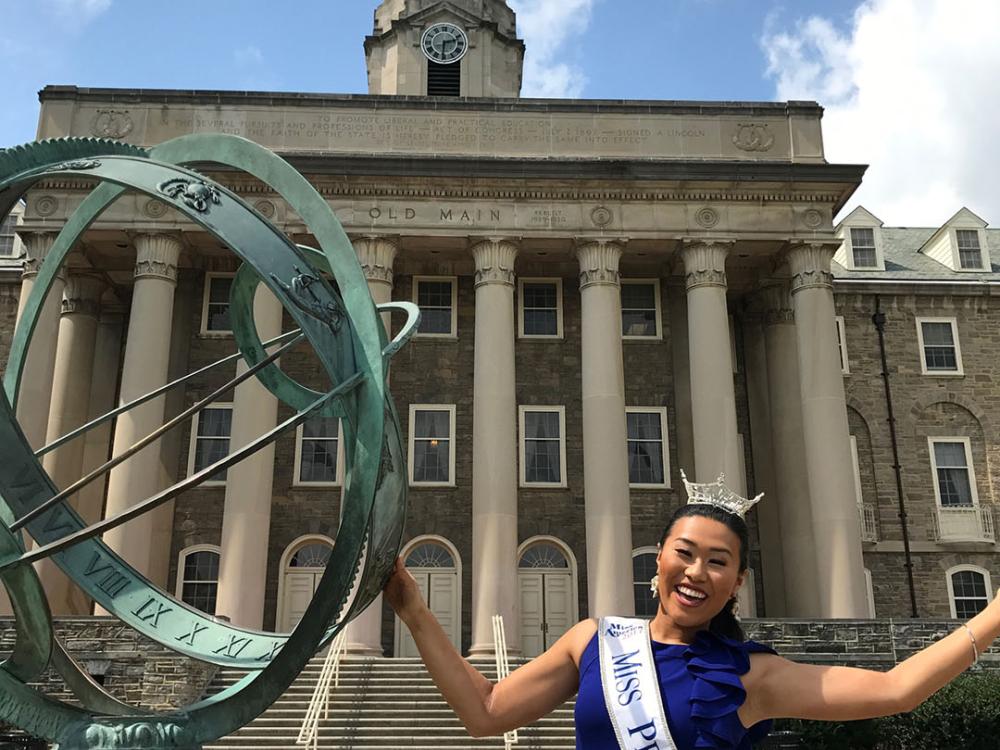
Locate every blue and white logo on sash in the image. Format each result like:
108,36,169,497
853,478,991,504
598,616,677,750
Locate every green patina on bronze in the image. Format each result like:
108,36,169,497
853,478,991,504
0,135,418,748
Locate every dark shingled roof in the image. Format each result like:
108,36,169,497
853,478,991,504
834,228,1000,282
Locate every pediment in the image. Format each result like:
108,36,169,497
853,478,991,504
401,2,495,29
836,205,883,230
919,207,989,254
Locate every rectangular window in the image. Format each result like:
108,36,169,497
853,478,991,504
519,279,562,338
413,277,457,337
519,406,567,487
294,416,341,485
956,229,983,270
621,281,661,339
930,439,977,507
188,405,233,484
917,318,962,374
408,405,456,486
0,213,16,258
836,316,849,374
850,228,878,268
626,408,669,488
951,570,990,618
201,274,234,335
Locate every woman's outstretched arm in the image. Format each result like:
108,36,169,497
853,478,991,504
384,556,589,737
741,593,1000,725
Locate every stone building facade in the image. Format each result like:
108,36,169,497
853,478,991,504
0,0,997,658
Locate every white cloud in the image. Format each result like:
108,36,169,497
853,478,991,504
234,46,264,67
762,0,1000,226
45,0,112,24
509,0,594,98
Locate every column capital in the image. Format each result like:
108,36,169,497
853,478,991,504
62,273,106,318
470,237,519,288
352,235,399,286
133,233,182,283
786,242,840,294
19,232,64,281
758,281,795,326
575,239,624,289
680,240,733,291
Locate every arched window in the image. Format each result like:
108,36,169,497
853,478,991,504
176,546,220,615
396,537,462,656
406,542,455,568
632,548,659,619
519,543,569,570
947,565,993,619
290,543,332,569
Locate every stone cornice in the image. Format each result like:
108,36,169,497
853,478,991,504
787,242,839,294
681,240,733,291
352,235,398,286
134,233,182,283
575,240,624,289
470,238,519,288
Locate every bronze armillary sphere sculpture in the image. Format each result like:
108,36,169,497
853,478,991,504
0,134,418,749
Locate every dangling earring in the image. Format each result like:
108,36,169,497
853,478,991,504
650,574,660,599
731,596,741,622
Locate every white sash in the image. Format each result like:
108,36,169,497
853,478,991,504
598,617,677,750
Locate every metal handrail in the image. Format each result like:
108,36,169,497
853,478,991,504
492,615,518,749
932,505,996,543
297,627,350,749
859,502,879,543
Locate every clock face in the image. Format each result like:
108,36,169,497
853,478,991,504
421,23,469,64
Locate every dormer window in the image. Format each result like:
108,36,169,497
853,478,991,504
850,228,878,268
956,229,983,269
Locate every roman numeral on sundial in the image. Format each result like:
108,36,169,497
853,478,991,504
176,622,209,647
132,598,172,629
213,635,253,658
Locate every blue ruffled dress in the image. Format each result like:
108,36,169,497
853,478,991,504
575,629,776,749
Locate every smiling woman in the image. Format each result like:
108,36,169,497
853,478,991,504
386,472,1000,750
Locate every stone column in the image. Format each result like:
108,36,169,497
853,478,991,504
101,234,182,588
215,285,283,630
576,241,633,618
787,244,869,617
15,232,66,449
667,284,695,480
741,310,786,617
38,273,106,615
761,283,820,617
467,237,520,657
680,241,741,484
343,235,399,655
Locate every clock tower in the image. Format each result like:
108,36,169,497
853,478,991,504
365,0,525,97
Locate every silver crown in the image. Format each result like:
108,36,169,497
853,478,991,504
680,470,763,519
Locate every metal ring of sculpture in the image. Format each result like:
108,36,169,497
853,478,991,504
0,135,417,749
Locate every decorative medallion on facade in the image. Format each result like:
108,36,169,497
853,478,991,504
91,109,135,140
590,206,613,228
143,199,168,219
253,199,276,219
695,207,720,229
803,209,824,229
157,178,223,214
34,195,58,217
732,123,775,153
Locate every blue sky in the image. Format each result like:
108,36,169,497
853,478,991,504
2,0,997,225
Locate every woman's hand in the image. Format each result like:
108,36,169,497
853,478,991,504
383,556,426,623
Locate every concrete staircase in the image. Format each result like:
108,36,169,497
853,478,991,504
203,656,576,750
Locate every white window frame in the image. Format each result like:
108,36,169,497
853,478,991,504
293,418,344,487
626,407,670,489
621,280,663,341
864,569,876,618
200,272,236,337
519,406,568,488
412,276,458,339
175,544,221,613
845,226,884,270
0,210,20,259
408,404,457,487
951,227,990,272
916,317,963,376
836,316,850,375
946,564,993,619
187,403,233,487
850,436,864,506
518,277,563,339
928,436,979,509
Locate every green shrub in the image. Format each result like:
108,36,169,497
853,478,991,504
772,673,1000,749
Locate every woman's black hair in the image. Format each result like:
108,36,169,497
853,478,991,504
659,503,749,642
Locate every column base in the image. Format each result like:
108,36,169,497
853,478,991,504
343,644,385,658
467,642,523,661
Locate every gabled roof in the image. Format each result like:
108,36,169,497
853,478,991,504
918,207,989,254
836,205,884,230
